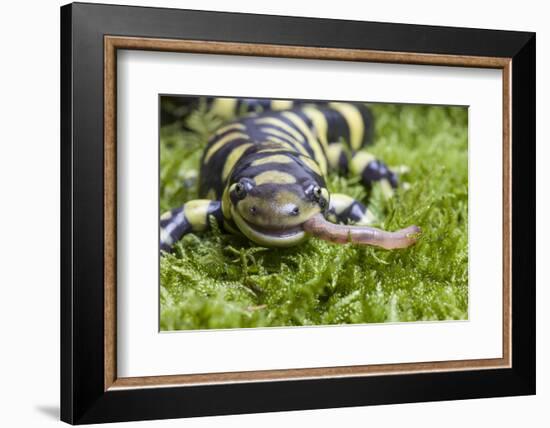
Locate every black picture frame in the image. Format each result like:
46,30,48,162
61,2,535,424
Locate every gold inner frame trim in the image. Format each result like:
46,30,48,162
104,35,512,391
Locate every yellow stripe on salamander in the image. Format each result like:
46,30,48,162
260,127,299,143
329,102,364,151
299,155,323,177
330,194,356,215
204,131,249,163
222,143,254,180
210,98,238,119
221,187,232,220
251,154,293,166
255,117,305,144
254,170,297,186
271,100,294,110
326,143,345,170
213,122,246,136
350,151,376,176
264,136,298,150
302,106,328,149
260,128,309,156
183,200,211,232
281,111,327,175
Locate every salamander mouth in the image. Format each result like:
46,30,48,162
230,207,307,247
243,221,303,237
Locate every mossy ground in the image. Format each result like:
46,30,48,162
160,101,468,331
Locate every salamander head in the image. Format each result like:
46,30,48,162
223,153,329,247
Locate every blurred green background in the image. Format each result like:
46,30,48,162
159,98,468,330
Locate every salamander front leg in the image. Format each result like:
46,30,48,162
326,144,398,196
350,151,398,188
326,193,377,226
160,199,223,253
349,151,399,199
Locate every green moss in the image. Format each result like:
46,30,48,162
160,102,468,330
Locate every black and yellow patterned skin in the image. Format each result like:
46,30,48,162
160,99,405,253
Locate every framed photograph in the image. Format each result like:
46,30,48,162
60,2,535,424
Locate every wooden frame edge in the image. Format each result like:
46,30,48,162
502,61,513,369
110,357,508,390
104,36,117,390
106,35,511,68
103,35,513,391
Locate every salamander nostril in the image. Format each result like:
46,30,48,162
290,206,300,216
249,206,258,215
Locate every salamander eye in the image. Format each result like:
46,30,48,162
234,183,247,199
232,178,254,200
305,183,326,208
312,186,322,201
